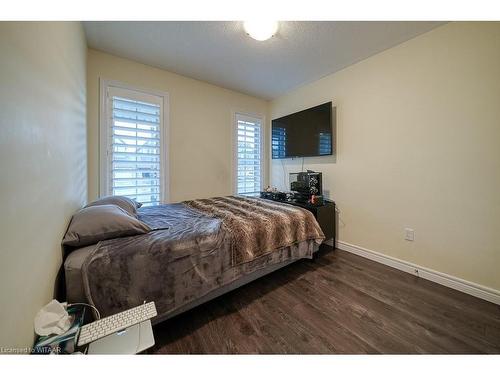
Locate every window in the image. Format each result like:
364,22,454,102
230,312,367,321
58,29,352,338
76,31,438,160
100,81,168,206
234,113,263,196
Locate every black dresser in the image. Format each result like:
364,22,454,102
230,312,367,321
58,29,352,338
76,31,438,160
260,196,336,246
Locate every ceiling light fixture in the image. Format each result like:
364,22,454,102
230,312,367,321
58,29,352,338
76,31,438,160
243,21,279,41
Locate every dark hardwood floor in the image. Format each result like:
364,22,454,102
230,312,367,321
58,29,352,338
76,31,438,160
151,247,500,354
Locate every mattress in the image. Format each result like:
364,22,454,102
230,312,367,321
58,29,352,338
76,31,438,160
64,245,95,303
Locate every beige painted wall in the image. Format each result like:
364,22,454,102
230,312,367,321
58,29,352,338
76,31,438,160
271,22,500,291
0,22,87,348
87,49,269,203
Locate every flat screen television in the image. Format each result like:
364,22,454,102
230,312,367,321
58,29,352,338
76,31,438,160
271,102,334,159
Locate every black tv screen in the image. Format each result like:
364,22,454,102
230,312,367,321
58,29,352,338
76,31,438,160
272,102,333,159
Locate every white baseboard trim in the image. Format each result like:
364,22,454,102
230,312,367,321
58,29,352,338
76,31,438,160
336,240,500,306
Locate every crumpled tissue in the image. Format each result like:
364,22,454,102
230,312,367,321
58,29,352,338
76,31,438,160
34,299,72,336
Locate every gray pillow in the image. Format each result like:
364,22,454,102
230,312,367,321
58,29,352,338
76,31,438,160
85,196,142,217
62,204,151,247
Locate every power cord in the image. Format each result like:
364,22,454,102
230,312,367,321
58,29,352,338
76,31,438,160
68,302,101,320
281,159,287,190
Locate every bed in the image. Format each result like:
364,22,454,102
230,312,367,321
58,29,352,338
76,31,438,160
63,196,325,324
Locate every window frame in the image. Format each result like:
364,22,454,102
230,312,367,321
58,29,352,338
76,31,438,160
232,111,266,196
99,78,170,204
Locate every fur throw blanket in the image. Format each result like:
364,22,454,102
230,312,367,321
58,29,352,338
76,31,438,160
183,196,325,265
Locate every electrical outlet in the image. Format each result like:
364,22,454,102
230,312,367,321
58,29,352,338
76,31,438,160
405,228,415,241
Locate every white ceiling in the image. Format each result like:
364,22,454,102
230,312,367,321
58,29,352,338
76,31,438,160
84,21,445,100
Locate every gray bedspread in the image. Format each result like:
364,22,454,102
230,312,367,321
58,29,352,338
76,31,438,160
81,198,324,321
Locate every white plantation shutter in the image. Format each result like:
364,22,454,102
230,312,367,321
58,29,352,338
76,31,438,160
235,114,263,196
101,84,167,206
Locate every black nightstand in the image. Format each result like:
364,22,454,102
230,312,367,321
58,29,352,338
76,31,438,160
260,196,336,245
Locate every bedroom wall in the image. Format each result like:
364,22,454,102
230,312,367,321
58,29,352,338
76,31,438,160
270,22,500,292
0,22,87,349
86,49,269,203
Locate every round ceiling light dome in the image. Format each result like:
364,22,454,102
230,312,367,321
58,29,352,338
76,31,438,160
243,21,279,41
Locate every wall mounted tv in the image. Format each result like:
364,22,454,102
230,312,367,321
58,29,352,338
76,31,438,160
271,102,335,159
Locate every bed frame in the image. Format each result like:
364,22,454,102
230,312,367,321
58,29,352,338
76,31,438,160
153,244,320,324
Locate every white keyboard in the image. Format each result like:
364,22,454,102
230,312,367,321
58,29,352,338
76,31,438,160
77,302,157,346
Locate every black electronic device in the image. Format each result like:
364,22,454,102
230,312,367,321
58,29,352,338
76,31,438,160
289,171,322,203
260,191,288,202
271,102,335,159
